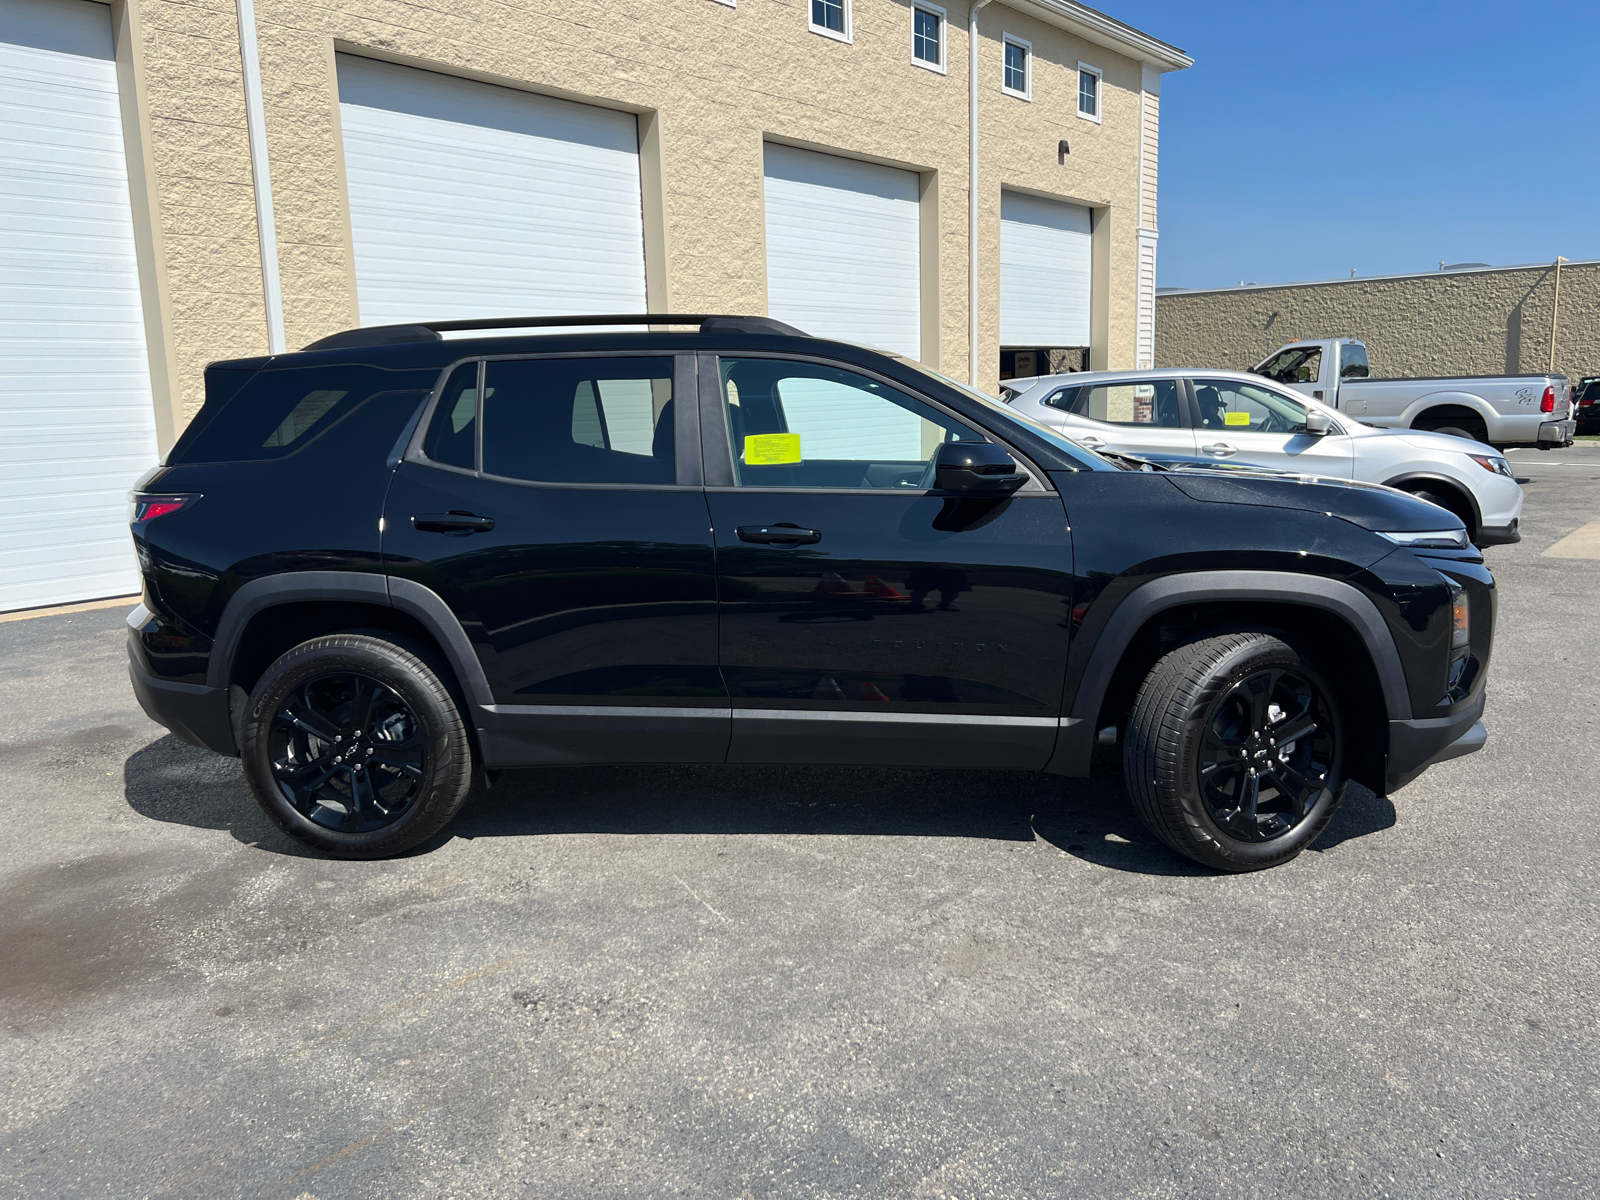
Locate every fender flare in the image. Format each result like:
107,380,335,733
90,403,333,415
1379,471,1483,532
1047,570,1410,776
206,571,493,708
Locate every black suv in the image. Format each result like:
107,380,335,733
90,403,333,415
128,315,1493,871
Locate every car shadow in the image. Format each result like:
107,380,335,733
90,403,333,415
122,735,1394,874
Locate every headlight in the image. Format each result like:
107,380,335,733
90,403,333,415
1468,454,1513,477
1379,528,1469,549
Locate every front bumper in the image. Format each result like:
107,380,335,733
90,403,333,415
1476,519,1520,546
128,635,237,756
1385,688,1486,793
1537,418,1576,447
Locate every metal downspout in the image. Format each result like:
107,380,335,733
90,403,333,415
236,0,285,354
969,0,993,387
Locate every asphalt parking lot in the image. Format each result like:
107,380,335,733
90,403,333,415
3,449,1597,1199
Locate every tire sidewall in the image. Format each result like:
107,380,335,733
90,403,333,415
1173,638,1347,870
241,637,467,854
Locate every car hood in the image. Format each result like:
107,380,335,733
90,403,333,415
1386,430,1498,456
1150,458,1466,534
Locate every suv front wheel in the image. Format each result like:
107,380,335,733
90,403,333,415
240,634,475,858
1124,632,1347,871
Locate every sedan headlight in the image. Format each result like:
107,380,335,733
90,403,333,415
1378,528,1469,549
1469,453,1513,477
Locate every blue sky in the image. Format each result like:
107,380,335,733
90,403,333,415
1106,0,1599,289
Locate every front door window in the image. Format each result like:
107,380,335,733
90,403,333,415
719,358,982,490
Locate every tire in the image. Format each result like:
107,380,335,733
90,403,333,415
240,634,475,858
1404,486,1475,539
1123,632,1347,872
1416,415,1487,443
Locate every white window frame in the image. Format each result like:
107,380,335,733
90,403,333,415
910,2,947,74
1002,34,1032,101
808,0,853,44
1076,61,1103,123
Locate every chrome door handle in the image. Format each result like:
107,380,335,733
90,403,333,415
1200,443,1237,457
1076,436,1106,449
736,523,821,546
413,511,495,533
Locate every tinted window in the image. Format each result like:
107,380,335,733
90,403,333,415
174,364,435,463
421,362,478,469
1193,379,1308,434
1339,343,1370,379
1070,380,1183,428
720,358,982,489
482,357,675,485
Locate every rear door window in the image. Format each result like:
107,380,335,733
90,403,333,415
1339,344,1370,379
1068,380,1184,428
480,357,676,485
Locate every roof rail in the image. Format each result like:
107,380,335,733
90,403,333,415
301,313,808,352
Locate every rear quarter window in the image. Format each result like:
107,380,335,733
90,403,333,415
173,363,439,463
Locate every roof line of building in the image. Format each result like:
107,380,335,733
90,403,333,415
1008,0,1194,72
1158,256,1600,298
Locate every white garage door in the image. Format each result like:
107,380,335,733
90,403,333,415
1000,191,1092,348
763,144,921,359
0,0,158,612
337,55,647,327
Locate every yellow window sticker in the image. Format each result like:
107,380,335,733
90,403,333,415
1224,410,1251,427
744,432,801,464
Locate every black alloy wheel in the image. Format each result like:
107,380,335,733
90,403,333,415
1124,631,1348,872
269,671,426,833
1196,665,1336,843
241,633,475,858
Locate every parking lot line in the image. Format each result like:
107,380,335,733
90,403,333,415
1542,520,1600,559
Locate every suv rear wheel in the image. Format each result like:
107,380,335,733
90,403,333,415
240,634,475,858
1124,632,1347,872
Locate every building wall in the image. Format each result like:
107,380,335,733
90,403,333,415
1156,260,1600,383
120,0,1180,433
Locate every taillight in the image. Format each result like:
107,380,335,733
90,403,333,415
1540,385,1555,413
130,494,198,523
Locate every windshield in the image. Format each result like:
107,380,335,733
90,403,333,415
896,360,1114,470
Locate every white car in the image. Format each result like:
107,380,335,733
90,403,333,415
1003,368,1523,545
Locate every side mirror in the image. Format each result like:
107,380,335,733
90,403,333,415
1303,409,1332,436
934,441,1025,494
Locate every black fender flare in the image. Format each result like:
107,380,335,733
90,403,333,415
1380,472,1483,532
1046,570,1411,775
206,571,493,708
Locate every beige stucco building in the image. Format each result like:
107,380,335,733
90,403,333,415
3,0,1190,611
1155,259,1599,383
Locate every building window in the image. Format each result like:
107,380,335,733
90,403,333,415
912,3,946,72
810,0,851,42
1002,36,1031,99
1078,63,1102,121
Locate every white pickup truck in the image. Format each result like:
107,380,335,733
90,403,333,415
1252,338,1576,449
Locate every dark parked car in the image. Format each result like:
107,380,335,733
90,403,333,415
1574,376,1600,434
128,315,1493,871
